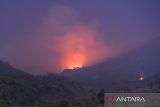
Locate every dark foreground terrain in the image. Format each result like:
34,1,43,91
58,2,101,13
0,60,107,107
0,61,160,107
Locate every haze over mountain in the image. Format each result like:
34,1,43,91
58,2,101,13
62,35,160,91
0,1,160,73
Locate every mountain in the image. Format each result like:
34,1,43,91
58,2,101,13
0,61,86,105
62,36,160,92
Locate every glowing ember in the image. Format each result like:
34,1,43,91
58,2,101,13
139,73,144,81
139,76,144,81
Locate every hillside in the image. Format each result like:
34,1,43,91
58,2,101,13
0,61,85,105
62,36,160,91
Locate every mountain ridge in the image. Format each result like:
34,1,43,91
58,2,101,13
62,35,160,91
0,60,86,105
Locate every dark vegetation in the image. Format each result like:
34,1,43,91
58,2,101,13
0,61,160,107
0,60,109,107
0,60,97,107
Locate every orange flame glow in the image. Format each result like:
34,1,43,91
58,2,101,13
53,25,108,70
139,73,144,81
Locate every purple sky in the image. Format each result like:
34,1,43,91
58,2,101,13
0,0,160,74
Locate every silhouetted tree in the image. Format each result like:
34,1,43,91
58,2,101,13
89,89,97,102
158,79,160,89
123,87,131,92
97,89,105,104
0,100,5,107
148,82,153,89
59,100,68,107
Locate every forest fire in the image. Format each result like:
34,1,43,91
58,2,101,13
139,76,144,81
139,73,144,81
53,25,108,71
64,53,84,69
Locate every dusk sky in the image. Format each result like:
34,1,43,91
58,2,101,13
0,0,160,74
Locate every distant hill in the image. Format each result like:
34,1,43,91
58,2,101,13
62,36,160,92
0,61,86,105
